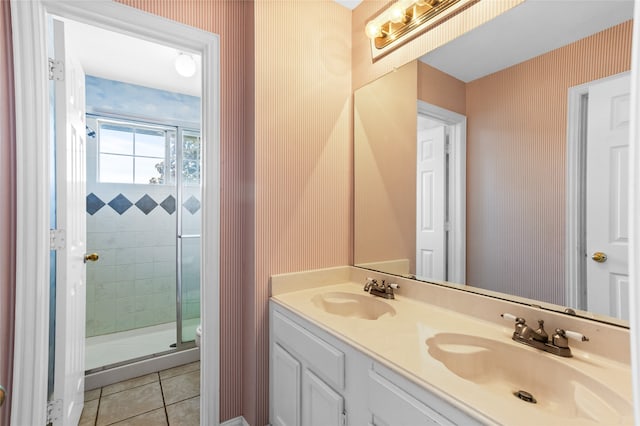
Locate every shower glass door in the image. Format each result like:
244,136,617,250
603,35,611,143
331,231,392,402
177,129,201,345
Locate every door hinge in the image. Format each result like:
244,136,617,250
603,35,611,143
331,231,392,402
46,399,62,424
341,411,348,426
445,138,451,154
48,58,64,81
444,221,451,232
50,229,66,250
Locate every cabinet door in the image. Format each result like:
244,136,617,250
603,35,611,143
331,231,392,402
273,344,301,426
302,369,344,426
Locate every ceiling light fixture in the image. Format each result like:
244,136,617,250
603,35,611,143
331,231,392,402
365,0,478,61
175,52,196,77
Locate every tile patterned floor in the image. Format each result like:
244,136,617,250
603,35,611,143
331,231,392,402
80,361,200,426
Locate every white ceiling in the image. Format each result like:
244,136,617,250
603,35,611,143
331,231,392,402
420,0,634,82
65,19,201,96
333,0,363,10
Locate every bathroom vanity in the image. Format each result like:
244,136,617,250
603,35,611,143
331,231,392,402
269,267,633,425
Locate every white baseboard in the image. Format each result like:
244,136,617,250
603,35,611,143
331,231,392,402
220,416,249,426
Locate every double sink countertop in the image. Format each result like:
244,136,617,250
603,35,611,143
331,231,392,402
270,266,633,425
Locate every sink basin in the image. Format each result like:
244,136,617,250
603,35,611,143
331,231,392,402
425,333,632,423
311,292,396,320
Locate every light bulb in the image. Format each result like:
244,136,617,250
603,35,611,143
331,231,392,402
389,2,406,23
175,53,196,77
365,20,382,39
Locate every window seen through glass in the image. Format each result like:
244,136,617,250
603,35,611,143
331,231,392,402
97,120,199,185
98,121,172,184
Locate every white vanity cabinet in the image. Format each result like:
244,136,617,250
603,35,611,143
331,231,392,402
270,306,350,426
270,302,481,426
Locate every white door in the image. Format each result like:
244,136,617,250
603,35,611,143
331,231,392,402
416,122,446,280
586,72,630,320
52,18,87,425
301,370,344,426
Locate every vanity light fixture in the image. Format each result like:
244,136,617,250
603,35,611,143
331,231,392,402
175,52,196,77
365,0,478,61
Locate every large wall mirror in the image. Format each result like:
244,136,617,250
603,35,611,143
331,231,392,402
354,0,634,326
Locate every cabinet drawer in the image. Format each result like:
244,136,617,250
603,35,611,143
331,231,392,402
368,370,454,426
273,310,345,390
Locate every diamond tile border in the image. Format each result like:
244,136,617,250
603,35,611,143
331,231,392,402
182,196,201,215
160,195,176,214
108,193,133,215
135,194,158,215
87,192,200,216
87,193,106,215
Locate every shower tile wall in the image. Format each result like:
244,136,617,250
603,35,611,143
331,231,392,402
85,76,201,337
85,186,178,336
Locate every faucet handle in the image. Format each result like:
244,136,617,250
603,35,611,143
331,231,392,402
385,282,400,295
558,329,589,342
552,328,589,351
364,277,377,292
501,313,525,324
501,313,516,321
501,313,527,338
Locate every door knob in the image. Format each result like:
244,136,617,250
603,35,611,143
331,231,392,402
591,252,607,263
84,253,99,263
0,385,6,407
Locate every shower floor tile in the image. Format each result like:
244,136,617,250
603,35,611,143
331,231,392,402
79,362,200,426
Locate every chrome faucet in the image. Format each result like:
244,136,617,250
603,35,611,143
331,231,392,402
501,313,589,358
364,277,399,299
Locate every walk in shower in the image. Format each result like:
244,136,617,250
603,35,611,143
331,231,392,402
83,76,201,372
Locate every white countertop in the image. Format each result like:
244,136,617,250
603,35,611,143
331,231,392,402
271,268,634,425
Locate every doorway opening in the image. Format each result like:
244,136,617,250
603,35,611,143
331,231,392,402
566,72,630,320
416,101,466,284
10,2,220,425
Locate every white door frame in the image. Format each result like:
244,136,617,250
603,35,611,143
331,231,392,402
566,80,589,310
417,100,466,284
627,0,640,416
565,71,630,311
10,1,220,425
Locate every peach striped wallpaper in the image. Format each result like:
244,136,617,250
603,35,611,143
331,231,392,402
465,20,632,303
355,61,417,272
115,0,254,422
253,1,352,424
417,61,466,115
352,0,524,90
0,1,15,425
116,5,352,424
